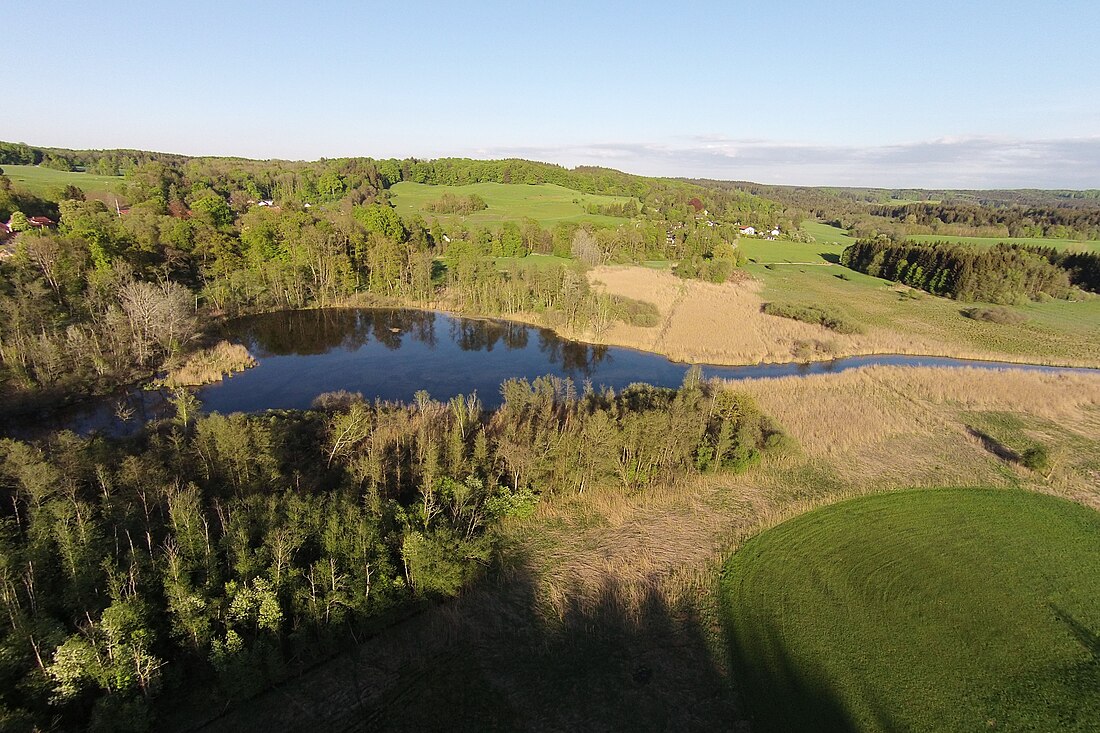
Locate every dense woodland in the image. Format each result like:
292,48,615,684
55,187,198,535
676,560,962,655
0,374,777,731
839,239,1098,303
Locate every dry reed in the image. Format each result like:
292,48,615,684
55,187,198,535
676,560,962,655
163,341,256,387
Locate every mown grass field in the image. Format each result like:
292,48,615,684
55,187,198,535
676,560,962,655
722,488,1100,732
908,232,1100,253
390,181,637,228
2,163,123,199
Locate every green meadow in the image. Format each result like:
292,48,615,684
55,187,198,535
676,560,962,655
907,233,1100,253
2,163,123,199
737,221,850,264
390,181,637,228
745,257,1100,365
722,488,1100,732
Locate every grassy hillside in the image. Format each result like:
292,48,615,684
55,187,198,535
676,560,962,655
2,163,123,199
907,232,1100,253
747,259,1100,365
390,181,638,228
723,488,1100,732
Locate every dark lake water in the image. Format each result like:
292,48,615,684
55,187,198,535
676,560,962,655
10,308,1100,439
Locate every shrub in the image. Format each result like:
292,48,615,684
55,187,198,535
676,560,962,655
960,306,1027,325
763,302,863,335
1020,445,1051,473
425,193,488,215
609,294,661,327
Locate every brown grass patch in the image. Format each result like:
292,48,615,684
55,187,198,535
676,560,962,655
580,265,1100,367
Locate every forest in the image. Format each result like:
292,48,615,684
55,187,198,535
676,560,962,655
839,238,1094,303
0,374,777,731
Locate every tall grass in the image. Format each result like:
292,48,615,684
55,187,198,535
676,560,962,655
163,341,256,387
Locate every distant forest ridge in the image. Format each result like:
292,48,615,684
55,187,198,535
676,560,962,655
3,140,1099,203
3,139,1099,241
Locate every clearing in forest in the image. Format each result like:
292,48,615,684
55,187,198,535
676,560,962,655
2,163,123,199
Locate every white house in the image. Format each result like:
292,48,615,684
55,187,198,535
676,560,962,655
770,228,780,237
739,226,756,236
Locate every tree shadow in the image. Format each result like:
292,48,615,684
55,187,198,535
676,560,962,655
819,253,842,264
965,425,1020,463
187,538,892,733
719,591,899,732
1051,605,1100,661
191,559,748,731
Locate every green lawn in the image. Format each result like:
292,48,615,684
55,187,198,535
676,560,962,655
722,488,1100,732
2,164,123,199
390,181,637,228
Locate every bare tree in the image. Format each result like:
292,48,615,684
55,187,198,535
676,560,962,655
118,280,196,366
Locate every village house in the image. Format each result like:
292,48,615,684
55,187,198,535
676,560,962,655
739,226,756,236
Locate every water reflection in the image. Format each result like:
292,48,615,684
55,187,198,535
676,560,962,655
7,307,1098,441
449,319,531,353
225,308,441,356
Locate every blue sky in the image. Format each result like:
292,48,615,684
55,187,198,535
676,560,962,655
6,0,1099,187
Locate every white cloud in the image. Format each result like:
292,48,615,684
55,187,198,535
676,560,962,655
468,136,1100,189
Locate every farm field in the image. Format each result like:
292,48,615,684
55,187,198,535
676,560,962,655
723,488,1100,732
908,232,1100,253
2,163,123,199
195,366,1100,731
390,181,637,228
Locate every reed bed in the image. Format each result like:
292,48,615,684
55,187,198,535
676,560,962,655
163,340,256,387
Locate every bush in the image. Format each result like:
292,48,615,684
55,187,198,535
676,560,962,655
1020,445,1051,473
762,302,863,335
609,294,660,327
960,306,1027,325
425,193,488,215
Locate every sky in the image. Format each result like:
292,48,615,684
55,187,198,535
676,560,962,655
5,0,1099,188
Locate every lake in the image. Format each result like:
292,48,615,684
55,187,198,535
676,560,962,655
10,308,1099,438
